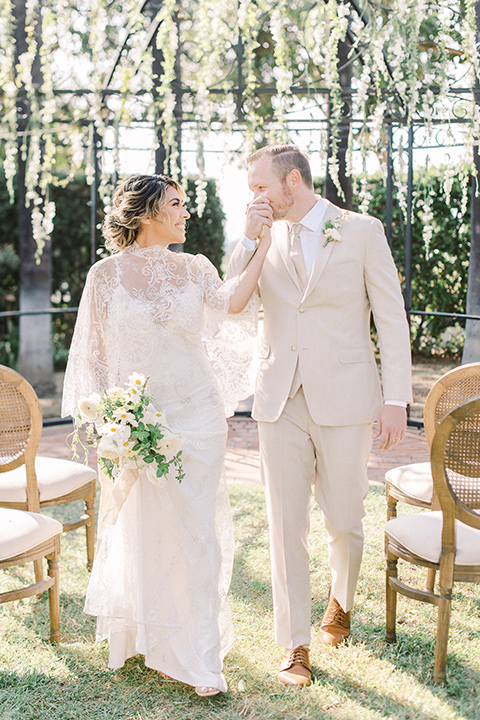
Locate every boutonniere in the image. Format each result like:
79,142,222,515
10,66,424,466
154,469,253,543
323,212,349,247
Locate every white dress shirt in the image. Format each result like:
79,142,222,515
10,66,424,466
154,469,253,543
286,197,327,280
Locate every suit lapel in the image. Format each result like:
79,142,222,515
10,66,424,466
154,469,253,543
274,221,304,292
303,202,343,300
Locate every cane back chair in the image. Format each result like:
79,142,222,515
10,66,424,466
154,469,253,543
0,365,96,571
386,362,480,522
385,395,480,683
0,365,62,642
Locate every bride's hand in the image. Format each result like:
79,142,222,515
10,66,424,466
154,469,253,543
257,225,271,249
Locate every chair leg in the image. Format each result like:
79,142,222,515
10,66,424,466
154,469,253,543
385,551,398,643
433,593,451,684
34,558,44,588
386,491,398,522
85,497,95,571
425,568,436,593
47,539,60,644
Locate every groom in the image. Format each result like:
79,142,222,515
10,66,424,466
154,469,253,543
227,144,412,687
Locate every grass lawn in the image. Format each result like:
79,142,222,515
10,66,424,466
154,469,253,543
1,481,480,720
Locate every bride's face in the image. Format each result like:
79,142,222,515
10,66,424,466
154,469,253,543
149,185,190,246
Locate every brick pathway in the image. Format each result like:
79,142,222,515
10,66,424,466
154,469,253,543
39,417,430,487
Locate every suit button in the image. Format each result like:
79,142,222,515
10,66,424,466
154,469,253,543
299,308,305,313
291,345,297,351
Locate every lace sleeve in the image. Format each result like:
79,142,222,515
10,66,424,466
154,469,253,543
61,260,115,417
193,254,259,417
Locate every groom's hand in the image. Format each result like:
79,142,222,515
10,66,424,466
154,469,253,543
245,195,273,242
373,404,407,450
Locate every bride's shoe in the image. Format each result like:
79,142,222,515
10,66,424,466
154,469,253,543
159,672,174,681
195,686,221,697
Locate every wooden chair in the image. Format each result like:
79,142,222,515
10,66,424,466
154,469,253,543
0,366,62,642
0,364,96,572
386,362,480,522
385,395,480,683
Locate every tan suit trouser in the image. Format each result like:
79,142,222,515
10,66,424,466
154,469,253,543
258,387,372,649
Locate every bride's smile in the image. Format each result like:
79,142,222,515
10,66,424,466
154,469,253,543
137,185,190,248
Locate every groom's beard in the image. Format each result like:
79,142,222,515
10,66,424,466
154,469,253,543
271,185,295,221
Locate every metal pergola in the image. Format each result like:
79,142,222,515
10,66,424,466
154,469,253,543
5,0,480,424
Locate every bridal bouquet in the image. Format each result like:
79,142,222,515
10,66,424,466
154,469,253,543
73,373,184,486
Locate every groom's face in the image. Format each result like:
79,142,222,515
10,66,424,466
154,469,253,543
248,157,295,221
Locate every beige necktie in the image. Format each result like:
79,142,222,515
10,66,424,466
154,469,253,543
290,223,307,287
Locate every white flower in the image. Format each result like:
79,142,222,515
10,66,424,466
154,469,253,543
105,386,125,400
325,228,342,243
77,393,101,421
144,465,167,489
323,213,348,248
127,373,146,397
120,439,137,457
113,408,137,425
97,446,122,460
143,403,163,425
157,431,182,459
98,422,131,446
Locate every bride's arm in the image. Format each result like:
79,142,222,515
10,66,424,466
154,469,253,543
62,263,111,416
227,229,270,314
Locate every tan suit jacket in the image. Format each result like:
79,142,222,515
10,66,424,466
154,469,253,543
227,200,412,425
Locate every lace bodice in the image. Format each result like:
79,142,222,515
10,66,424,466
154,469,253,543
62,244,258,418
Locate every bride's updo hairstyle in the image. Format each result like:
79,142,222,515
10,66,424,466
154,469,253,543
102,174,184,252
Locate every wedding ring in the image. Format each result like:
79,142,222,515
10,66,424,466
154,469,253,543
395,436,401,440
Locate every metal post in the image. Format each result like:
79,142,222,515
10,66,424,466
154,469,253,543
404,123,414,314
386,121,394,248
324,36,353,210
90,126,100,265
235,30,244,121
148,0,167,173
173,8,183,178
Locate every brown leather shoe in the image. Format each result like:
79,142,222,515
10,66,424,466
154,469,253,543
278,645,312,687
319,595,351,647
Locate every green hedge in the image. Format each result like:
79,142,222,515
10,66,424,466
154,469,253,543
366,173,470,358
315,172,471,358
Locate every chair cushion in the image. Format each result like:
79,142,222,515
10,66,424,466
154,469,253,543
385,511,480,565
385,462,433,503
0,508,62,560
0,456,96,503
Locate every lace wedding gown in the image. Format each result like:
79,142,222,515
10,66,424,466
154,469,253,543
62,243,257,691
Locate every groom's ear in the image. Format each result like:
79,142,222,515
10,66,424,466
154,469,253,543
286,168,302,189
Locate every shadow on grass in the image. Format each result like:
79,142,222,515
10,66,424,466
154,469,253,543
229,484,272,611
352,612,480,697
0,649,237,720
308,662,470,720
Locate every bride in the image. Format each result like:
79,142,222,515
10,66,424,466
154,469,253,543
62,174,270,696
